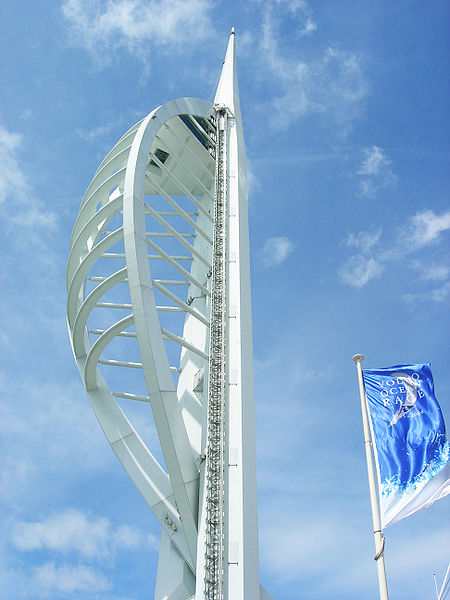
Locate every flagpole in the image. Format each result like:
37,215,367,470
438,562,450,600
353,354,389,600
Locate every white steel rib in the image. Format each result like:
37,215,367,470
66,30,274,600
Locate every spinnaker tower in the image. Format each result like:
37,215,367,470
67,30,273,600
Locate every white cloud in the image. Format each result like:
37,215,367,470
424,265,450,281
253,356,280,375
11,509,155,561
338,228,384,287
0,378,113,507
246,157,262,205
338,209,450,294
0,125,57,230
301,18,317,36
338,254,384,288
356,146,397,198
0,126,28,204
112,524,141,549
61,0,215,67
403,209,450,248
403,281,450,305
6,504,159,597
358,145,389,176
257,3,366,132
13,510,110,560
33,562,111,594
412,260,450,282
271,47,366,133
260,236,295,267
259,0,317,37
430,281,450,302
345,228,382,253
76,123,114,142
0,369,161,512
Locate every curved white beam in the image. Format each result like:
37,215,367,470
72,168,127,242
122,97,215,566
72,267,128,357
80,373,194,569
67,194,123,287
68,96,216,577
84,314,135,390
67,227,124,326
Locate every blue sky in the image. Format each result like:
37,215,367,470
1,1,449,599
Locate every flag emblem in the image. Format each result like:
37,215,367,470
363,363,450,527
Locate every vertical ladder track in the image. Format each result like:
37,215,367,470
204,108,227,599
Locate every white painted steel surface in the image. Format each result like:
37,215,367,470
67,31,273,600
353,355,389,600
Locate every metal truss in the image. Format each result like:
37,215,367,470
203,108,228,599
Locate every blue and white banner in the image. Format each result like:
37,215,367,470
363,364,450,528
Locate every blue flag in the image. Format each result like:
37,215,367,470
363,364,449,527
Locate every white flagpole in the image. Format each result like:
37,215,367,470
435,573,440,599
353,354,389,600
438,562,450,600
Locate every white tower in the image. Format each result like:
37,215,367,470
67,30,273,600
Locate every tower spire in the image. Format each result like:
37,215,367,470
214,28,241,119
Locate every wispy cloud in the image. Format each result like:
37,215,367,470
256,1,366,133
246,157,262,203
0,127,28,204
403,281,450,304
272,0,317,36
0,375,160,511
11,509,155,561
61,0,215,69
76,124,115,142
345,228,382,253
0,125,57,230
339,254,384,288
356,145,397,198
338,209,450,295
338,228,384,287
260,236,295,267
402,209,450,248
32,562,111,595
300,18,317,37
412,261,450,282
254,0,317,36
404,262,450,304
9,509,158,597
